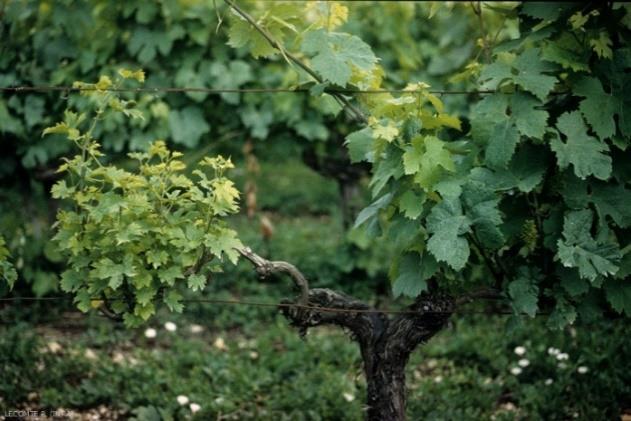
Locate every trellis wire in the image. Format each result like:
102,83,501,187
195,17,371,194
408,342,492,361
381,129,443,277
0,85,497,95
0,295,537,317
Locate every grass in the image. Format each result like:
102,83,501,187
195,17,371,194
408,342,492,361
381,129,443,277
2,305,629,420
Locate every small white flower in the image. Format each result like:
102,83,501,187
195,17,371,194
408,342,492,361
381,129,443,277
112,351,125,364
176,395,189,406
343,392,355,402
47,341,62,353
558,362,567,369
214,337,227,351
514,346,526,356
510,367,522,375
556,352,569,361
518,358,530,368
434,375,443,383
548,347,560,356
164,321,177,332
189,403,201,413
544,378,553,385
144,328,157,339
501,402,517,411
249,351,259,360
577,366,588,374
84,349,97,360
190,324,204,334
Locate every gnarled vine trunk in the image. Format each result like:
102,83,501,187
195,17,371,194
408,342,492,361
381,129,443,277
280,289,453,421
363,348,407,420
238,247,454,421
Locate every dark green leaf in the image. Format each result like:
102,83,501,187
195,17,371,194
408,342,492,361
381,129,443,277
392,252,435,298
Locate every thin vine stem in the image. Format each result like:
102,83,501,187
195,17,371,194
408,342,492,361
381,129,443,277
222,0,368,123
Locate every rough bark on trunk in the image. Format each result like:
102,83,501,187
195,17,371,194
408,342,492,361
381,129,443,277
280,288,454,421
364,358,407,420
238,247,454,421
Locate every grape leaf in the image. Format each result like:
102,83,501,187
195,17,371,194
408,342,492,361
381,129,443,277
478,49,557,101
520,2,565,21
547,297,577,329
354,193,393,229
385,215,421,252
51,180,76,199
478,61,512,91
511,92,548,139
164,290,184,313
508,274,539,317
168,106,210,148
512,48,558,101
391,252,436,298
398,190,426,220
60,269,83,292
228,19,278,58
92,257,135,290
550,111,611,180
146,249,168,269
574,76,619,140
475,144,548,193
136,287,156,306
75,289,92,313
556,209,620,281
604,279,631,316
205,228,243,264
187,273,206,292
115,222,144,245
174,66,207,102
426,196,471,270
0,260,17,290
301,29,378,86
207,61,253,105
561,175,631,228
134,302,155,321
128,28,177,63
485,121,520,169
158,266,183,286
345,127,374,163
469,94,509,143
541,35,589,72
370,146,404,197
462,182,504,249
590,32,613,59
589,184,631,228
227,3,301,58
558,267,589,297
403,136,455,190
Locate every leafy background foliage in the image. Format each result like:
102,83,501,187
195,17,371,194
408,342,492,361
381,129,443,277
0,0,629,322
224,1,631,327
0,1,495,297
1,1,630,418
1,0,630,327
